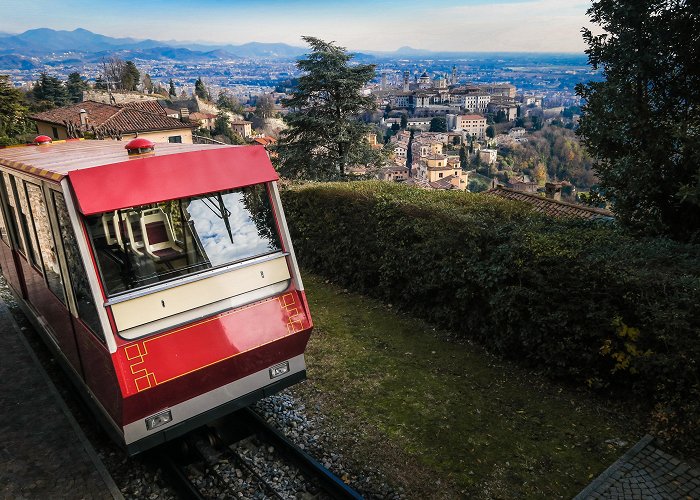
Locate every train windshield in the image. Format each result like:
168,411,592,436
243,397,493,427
85,184,282,296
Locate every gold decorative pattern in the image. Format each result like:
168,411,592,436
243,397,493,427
279,292,305,334
124,343,157,392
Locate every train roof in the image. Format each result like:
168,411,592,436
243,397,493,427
0,140,280,215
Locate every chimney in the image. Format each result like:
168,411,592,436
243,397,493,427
180,108,190,121
545,182,562,201
79,109,88,128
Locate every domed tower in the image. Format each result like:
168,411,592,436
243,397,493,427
434,74,447,89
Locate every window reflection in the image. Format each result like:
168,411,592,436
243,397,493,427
86,184,282,296
26,183,67,304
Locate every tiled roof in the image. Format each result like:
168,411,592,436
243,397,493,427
429,176,457,190
120,100,165,115
189,111,217,120
459,114,486,120
487,186,613,220
252,136,277,146
31,100,191,134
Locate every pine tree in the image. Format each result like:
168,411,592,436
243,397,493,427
30,73,69,109
277,37,381,180
169,79,176,98
120,61,140,91
66,72,87,103
0,75,31,144
194,77,209,101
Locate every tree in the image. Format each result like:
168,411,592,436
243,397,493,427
577,0,700,238
486,125,496,139
429,116,447,132
169,79,176,98
0,75,31,145
400,113,407,129
277,37,380,180
94,76,108,90
142,73,154,93
30,73,69,109
459,144,468,170
121,61,140,91
531,115,543,131
65,72,87,103
214,111,231,137
217,91,243,114
254,94,276,120
194,77,210,101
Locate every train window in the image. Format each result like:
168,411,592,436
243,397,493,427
53,191,104,341
0,195,8,244
26,183,67,304
85,184,282,296
15,179,41,268
1,173,25,255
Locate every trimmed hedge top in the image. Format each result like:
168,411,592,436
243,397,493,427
282,181,700,453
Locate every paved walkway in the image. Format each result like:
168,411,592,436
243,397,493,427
575,434,700,499
0,299,122,499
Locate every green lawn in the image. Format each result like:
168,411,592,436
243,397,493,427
293,273,640,498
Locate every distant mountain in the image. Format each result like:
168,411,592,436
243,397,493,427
393,46,434,57
177,41,307,58
0,54,37,70
0,28,306,60
0,28,167,55
87,46,232,62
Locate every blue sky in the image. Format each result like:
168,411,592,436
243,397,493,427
0,0,594,53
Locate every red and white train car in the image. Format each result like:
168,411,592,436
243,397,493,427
0,138,312,454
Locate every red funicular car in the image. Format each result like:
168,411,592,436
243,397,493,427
0,138,312,454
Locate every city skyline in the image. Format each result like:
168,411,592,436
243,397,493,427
0,0,595,53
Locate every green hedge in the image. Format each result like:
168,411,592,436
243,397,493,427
281,181,700,452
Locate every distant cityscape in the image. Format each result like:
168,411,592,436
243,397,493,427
0,28,596,104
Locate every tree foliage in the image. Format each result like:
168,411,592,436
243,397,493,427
254,94,276,119
194,77,210,101
30,73,69,110
169,79,176,97
576,0,700,239
0,75,31,144
101,57,140,91
65,72,87,103
217,91,243,114
277,37,381,180
499,126,598,188
429,116,447,132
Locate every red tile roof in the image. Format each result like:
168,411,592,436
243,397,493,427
120,100,166,115
487,186,613,220
31,100,192,135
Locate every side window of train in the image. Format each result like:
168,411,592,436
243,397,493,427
26,183,67,305
0,193,8,244
52,191,105,342
1,172,26,254
14,177,41,268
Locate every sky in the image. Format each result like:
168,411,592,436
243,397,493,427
0,0,594,53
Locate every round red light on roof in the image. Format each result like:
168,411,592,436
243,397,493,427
34,135,53,145
125,138,155,155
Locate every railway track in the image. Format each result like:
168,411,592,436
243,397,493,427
155,408,363,499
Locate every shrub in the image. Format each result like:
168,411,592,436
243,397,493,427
282,181,700,453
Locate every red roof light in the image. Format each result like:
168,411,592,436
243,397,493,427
34,135,53,145
125,138,155,155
